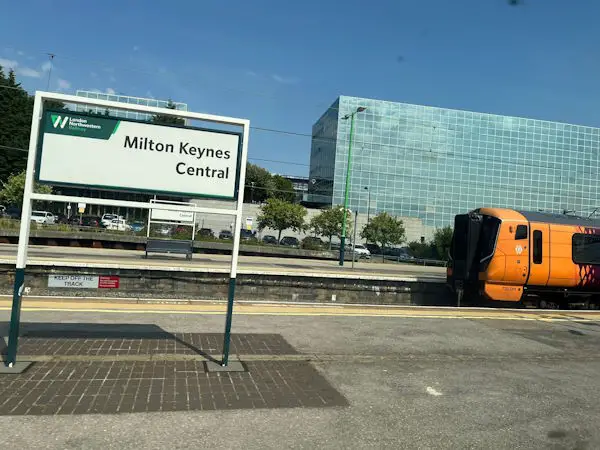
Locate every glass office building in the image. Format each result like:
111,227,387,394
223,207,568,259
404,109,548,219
75,90,188,121
308,95,600,228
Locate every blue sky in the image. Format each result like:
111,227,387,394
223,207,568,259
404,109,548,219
1,0,599,176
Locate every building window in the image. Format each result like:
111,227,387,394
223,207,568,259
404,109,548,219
572,233,600,265
533,230,543,264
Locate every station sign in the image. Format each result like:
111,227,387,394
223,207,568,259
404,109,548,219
150,208,195,223
36,110,242,200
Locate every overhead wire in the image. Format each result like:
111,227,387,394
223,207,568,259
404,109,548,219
1,51,598,178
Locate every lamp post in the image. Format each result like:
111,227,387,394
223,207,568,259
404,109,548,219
364,186,371,224
339,106,367,266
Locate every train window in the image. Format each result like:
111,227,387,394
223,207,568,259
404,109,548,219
479,216,501,263
572,233,600,265
533,230,543,264
515,225,528,240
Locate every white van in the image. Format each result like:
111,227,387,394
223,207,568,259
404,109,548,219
31,211,55,225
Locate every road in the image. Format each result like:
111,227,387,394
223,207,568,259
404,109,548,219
2,299,600,448
0,244,446,281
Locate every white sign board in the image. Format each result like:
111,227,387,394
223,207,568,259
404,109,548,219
49,275,98,288
150,208,195,223
37,111,242,199
48,275,120,288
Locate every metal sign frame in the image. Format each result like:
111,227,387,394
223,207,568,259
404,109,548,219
3,91,250,369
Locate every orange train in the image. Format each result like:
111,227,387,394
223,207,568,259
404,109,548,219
446,208,600,307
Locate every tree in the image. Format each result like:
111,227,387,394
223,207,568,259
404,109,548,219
309,205,352,249
360,212,405,262
244,163,274,203
257,198,306,242
0,67,33,183
151,100,185,126
0,66,67,184
408,241,435,259
432,226,453,260
0,170,52,207
271,175,295,202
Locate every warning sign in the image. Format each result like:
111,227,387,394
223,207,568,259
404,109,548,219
48,275,120,289
98,276,120,289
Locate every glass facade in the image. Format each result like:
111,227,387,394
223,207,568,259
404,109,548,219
309,95,600,228
75,90,188,122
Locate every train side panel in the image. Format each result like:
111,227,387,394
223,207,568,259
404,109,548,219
546,224,579,288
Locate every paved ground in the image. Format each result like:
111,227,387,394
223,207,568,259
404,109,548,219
2,301,600,448
0,244,445,281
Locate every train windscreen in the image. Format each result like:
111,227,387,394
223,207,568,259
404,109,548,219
478,216,501,266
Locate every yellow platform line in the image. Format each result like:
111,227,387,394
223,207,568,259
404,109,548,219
1,300,599,322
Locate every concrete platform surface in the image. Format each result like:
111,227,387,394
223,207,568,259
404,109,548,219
1,301,600,448
0,243,445,281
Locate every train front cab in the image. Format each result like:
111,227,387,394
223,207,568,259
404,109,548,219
447,208,528,306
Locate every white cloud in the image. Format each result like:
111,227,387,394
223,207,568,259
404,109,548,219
17,67,42,78
133,45,139,51
57,78,71,90
106,88,116,95
90,71,98,78
109,75,116,82
16,50,24,56
41,61,52,72
271,74,299,84
0,58,18,69
245,70,258,77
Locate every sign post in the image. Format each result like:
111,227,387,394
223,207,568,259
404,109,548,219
2,91,249,372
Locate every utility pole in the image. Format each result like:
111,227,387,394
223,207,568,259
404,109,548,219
351,211,359,269
46,53,55,91
339,106,367,266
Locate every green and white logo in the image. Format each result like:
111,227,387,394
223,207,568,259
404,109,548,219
51,115,69,129
44,111,120,140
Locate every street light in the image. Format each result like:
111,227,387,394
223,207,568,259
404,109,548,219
339,106,367,266
364,186,371,224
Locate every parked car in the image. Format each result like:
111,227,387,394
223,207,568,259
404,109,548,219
130,221,145,232
302,236,325,250
280,236,300,247
352,243,371,259
157,225,173,237
54,214,69,224
101,214,122,227
197,228,215,239
219,229,233,240
174,225,191,234
5,207,21,219
262,235,278,245
68,216,82,226
80,216,102,228
106,218,131,232
30,210,56,225
240,229,257,241
365,243,381,255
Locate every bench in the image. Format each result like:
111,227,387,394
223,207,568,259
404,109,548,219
145,239,193,260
